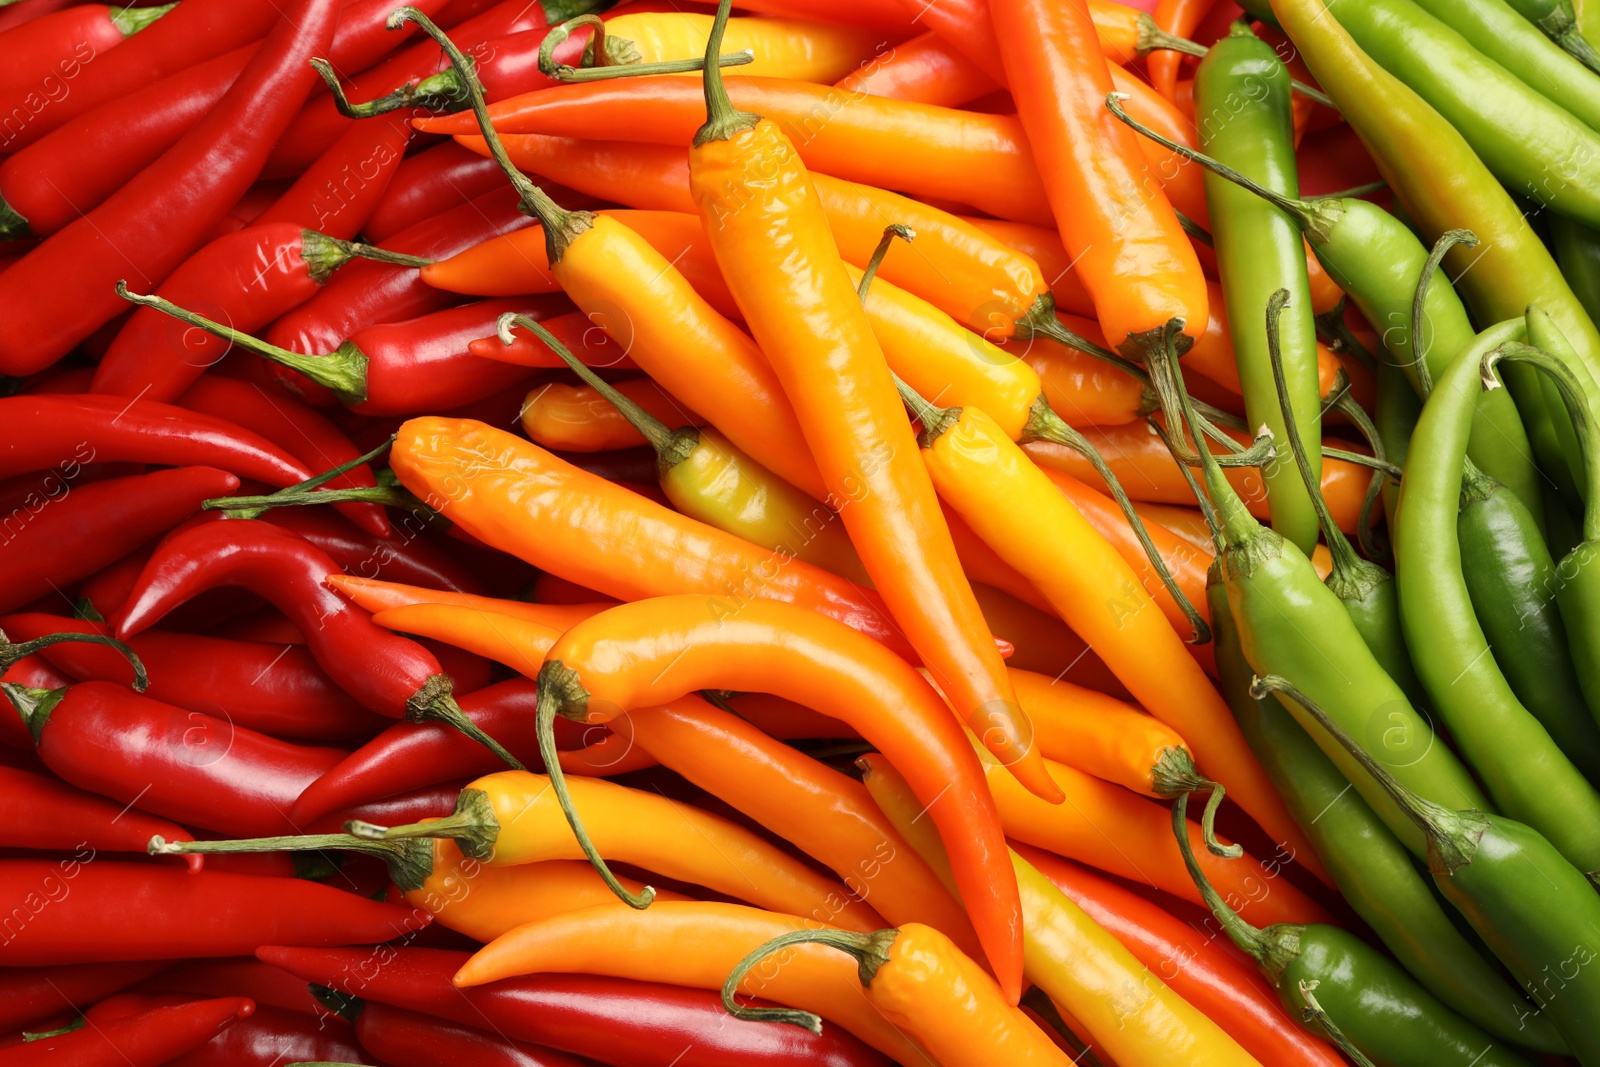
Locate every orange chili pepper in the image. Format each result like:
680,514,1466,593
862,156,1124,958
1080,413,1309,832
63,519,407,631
901,392,1320,879
972,585,1129,697
601,12,891,83
453,902,936,1065
688,0,1057,828
519,376,700,453
1149,0,1217,98
326,574,610,628
960,217,1096,318
529,592,1026,1003
834,31,999,107
1133,500,1217,554
1012,328,1148,427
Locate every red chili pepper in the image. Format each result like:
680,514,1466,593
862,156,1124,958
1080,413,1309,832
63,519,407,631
469,309,642,370
0,962,166,1032
353,999,593,1067
0,612,385,742
266,0,554,178
1,996,255,1067
260,509,488,596
5,676,347,837
363,141,506,242
174,375,389,538
136,959,340,1018
0,0,79,35
0,0,340,375
84,994,365,1067
0,765,205,872
0,861,426,964
254,116,413,241
258,945,892,1067
0,47,253,243
0,466,240,615
319,0,458,77
265,185,528,359
302,778,468,836
0,655,64,749
113,519,516,765
0,4,175,134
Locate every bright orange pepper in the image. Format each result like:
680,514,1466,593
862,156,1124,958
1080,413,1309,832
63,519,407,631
834,30,1000,106
1149,0,1218,98
326,574,609,628
519,376,700,453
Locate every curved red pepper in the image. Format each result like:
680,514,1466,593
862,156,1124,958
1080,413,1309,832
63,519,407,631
355,1000,591,1067
255,117,412,242
1,613,386,742
0,962,165,1032
265,185,529,359
259,946,893,1067
0,0,340,374
0,466,240,615
364,141,505,243
0,860,427,965
303,778,468,836
3,997,255,1067
8,678,348,837
263,509,486,595
137,959,340,1018
0,765,204,872
85,995,365,1067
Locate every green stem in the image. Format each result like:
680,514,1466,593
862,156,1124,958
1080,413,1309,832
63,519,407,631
722,928,897,1031
116,281,369,406
22,1017,84,1042
1150,747,1241,857
536,661,655,908
1157,322,1261,548
1133,14,1334,105
1323,447,1401,479
300,230,432,284
1175,210,1213,248
0,195,32,242
347,787,501,859
1314,297,1376,371
1411,230,1478,396
407,675,524,770
497,312,697,476
694,0,761,145
0,630,146,691
1170,791,1274,962
1145,415,1224,551
1019,987,1106,1067
1327,373,1391,560
856,224,915,303
205,436,394,517
110,2,176,36
1309,180,1387,201
205,470,440,523
1299,982,1379,1067
537,12,755,81
389,7,594,265
147,831,434,892
309,57,472,119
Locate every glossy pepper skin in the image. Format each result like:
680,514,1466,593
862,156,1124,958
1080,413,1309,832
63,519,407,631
254,114,411,241
1,997,255,1067
259,944,888,1067
0,466,240,615
0,0,340,374
352,1000,594,1067
0,861,426,965
84,994,365,1067
0,765,203,872
364,142,506,242
0,962,166,1032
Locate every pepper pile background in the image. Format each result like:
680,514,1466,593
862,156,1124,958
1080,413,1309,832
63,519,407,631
4,0,1600,1063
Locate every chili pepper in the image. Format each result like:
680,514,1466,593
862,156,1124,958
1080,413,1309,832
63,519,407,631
2,612,385,743
253,117,411,242
364,142,506,243
0,765,204,872
0,6,176,92
85,994,365,1067
0,0,339,376
896,375,1316,872
262,508,487,597
350,999,598,1067
121,288,554,417
1395,324,1600,873
578,12,891,82
1207,564,1566,1048
1501,0,1600,68
1109,94,1547,524
678,5,1054,817
0,0,81,34
260,945,885,1067
1,997,254,1067
137,959,344,1018
1149,0,1216,95
1017,330,1146,427
833,31,997,106
0,466,240,615
0,962,167,1033
472,311,644,372
521,377,701,453
0,859,425,965
266,185,528,360
1170,790,1540,1067
112,517,517,766
1259,673,1600,1064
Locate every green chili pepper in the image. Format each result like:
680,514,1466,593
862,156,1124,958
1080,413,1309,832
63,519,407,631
1551,219,1600,330
1396,319,1600,876
1374,359,1419,529
1105,97,1542,526
1255,673,1600,1064
1528,305,1594,501
1193,22,1322,555
1207,571,1565,1050
1501,0,1600,72
1170,791,1542,1067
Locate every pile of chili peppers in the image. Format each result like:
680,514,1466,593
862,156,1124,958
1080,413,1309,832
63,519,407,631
11,0,1600,1062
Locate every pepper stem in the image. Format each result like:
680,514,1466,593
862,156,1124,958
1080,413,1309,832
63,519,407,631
1151,748,1240,857
205,436,395,517
1539,1,1600,75
1410,230,1478,396
0,195,30,242
496,312,698,476
115,281,369,406
346,787,500,860
389,7,595,266
0,630,146,691
1248,674,1485,874
537,13,754,81
722,928,897,1031
205,470,441,524
1133,15,1334,105
1145,415,1224,553
406,675,524,771
110,2,176,36
536,661,656,908
694,0,761,145
1170,791,1279,965
855,223,915,303
1314,297,1376,371
147,832,433,892
1299,981,1379,1067
1326,371,1390,560
1,684,63,746
309,57,470,119
299,230,432,285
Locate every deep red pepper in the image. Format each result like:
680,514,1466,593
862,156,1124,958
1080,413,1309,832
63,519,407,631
0,0,339,375
354,1000,592,1067
363,141,505,243
315,0,457,80
0,655,65,749
0,4,174,129
265,185,527,359
0,613,386,742
136,958,341,1018
0,0,80,35
0,467,240,615
258,946,892,1067
303,778,468,836
113,519,515,763
266,0,554,177
469,309,640,370
1,997,254,1067
289,676,645,824
0,48,253,243
262,509,487,595
0,861,427,964
175,375,389,538
84,995,365,1067
254,117,412,242
5,677,348,837
0,962,166,1032
0,765,204,872
0,393,325,488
